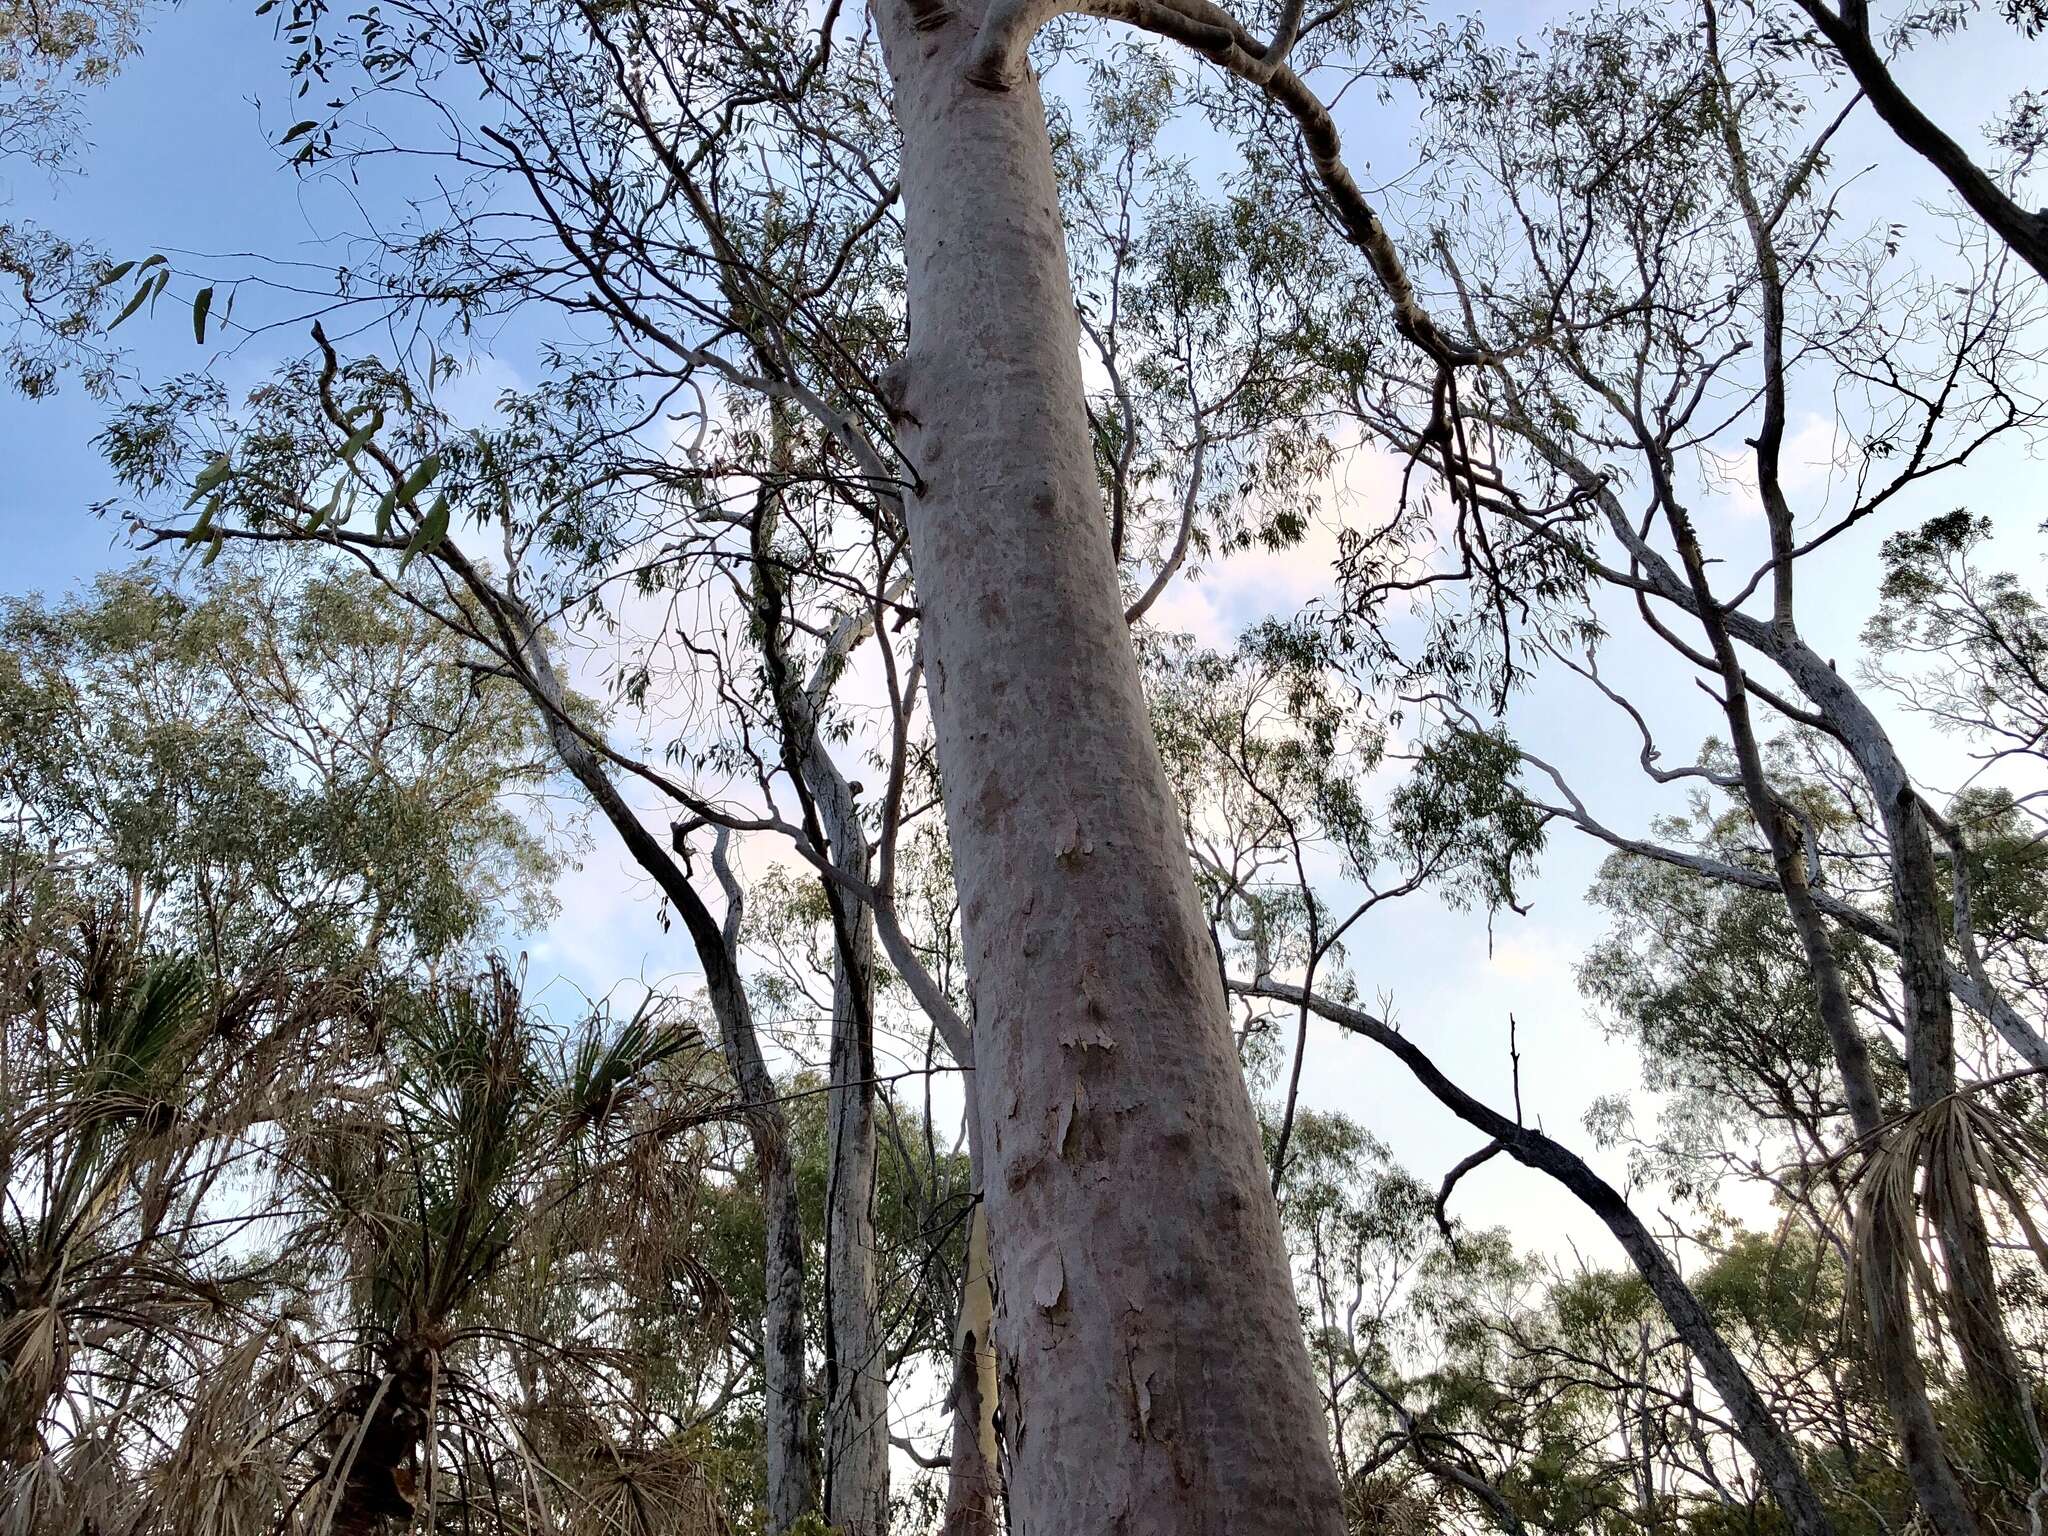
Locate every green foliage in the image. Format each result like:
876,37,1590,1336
13,0,2048,1529
1581,818,1881,1201
1059,60,1374,591
0,559,561,969
1862,514,2048,784
0,560,621,1529
1391,728,1547,913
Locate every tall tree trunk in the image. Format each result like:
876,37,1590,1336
874,7,1345,1530
747,405,893,1536
705,837,821,1536
1509,408,2031,1533
1764,641,2044,1502
1655,516,1985,1536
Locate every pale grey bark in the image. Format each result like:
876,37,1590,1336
1649,500,1981,1536
1498,445,1994,1536
701,836,820,1536
816,789,890,1536
874,3,1346,1528
748,442,892,1536
1763,642,2045,1507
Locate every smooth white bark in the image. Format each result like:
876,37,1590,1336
876,6,1346,1528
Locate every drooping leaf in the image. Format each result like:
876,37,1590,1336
397,494,451,572
184,452,233,508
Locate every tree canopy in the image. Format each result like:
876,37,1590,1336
2,0,2046,1530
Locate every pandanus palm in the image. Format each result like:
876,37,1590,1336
236,962,731,1536
0,909,255,1529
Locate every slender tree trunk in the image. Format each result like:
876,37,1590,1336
944,1203,1003,1536
1770,816,1975,1536
556,783,816,1536
757,1127,816,1530
817,787,892,1536
495,599,817,1533
874,7,1345,1529
1765,638,2044,1501
746,405,893,1536
1655,516,1984,1536
1511,408,2035,1529
585,794,816,1536
707,837,821,1536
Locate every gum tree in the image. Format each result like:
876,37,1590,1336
112,0,1494,1520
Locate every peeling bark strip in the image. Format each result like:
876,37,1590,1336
944,1205,1002,1536
875,3,1346,1530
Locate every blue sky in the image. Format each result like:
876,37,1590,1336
5,0,2044,1261
8,9,294,587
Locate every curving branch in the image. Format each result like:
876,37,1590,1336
961,0,1478,369
1228,976,1839,1536
1792,0,2048,283
1513,745,2048,1073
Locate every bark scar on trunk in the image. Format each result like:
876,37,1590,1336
904,0,957,31
1032,1249,1067,1315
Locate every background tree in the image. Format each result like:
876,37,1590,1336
0,558,566,1527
